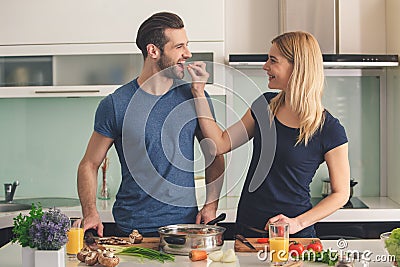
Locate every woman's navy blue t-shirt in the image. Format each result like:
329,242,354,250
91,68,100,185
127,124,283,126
236,92,348,236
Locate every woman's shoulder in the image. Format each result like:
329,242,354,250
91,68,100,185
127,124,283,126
320,110,348,151
322,109,345,132
323,109,340,123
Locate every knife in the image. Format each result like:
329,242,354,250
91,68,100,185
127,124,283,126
235,234,257,250
239,223,269,236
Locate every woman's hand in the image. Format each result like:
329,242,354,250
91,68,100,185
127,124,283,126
187,61,209,96
265,214,303,235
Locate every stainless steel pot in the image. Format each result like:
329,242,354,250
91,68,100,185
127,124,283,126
321,178,358,198
158,224,226,255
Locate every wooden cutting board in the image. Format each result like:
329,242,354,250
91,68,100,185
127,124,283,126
234,237,320,252
100,237,160,250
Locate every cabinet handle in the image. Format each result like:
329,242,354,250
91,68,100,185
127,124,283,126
35,89,100,94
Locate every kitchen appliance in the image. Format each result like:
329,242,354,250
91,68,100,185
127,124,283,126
229,0,399,68
229,54,399,69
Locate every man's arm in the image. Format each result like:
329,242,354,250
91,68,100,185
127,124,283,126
77,131,113,237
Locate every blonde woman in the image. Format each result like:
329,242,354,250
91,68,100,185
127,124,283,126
188,31,350,237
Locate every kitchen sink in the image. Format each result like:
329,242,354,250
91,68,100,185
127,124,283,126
0,203,32,212
4,197,80,209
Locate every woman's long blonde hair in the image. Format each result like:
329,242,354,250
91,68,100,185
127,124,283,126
269,31,325,146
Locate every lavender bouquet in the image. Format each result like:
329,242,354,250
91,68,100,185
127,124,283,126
28,208,69,250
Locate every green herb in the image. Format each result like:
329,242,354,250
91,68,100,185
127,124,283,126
12,203,44,247
115,247,175,263
384,228,400,266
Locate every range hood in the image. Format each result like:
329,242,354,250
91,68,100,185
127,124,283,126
229,54,399,69
229,0,399,69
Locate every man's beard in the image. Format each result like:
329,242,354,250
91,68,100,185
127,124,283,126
157,52,185,79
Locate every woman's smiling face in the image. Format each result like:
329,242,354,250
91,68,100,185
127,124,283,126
263,43,294,91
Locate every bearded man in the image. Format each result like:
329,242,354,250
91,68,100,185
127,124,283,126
77,12,224,237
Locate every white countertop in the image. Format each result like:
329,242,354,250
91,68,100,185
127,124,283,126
1,196,400,229
220,196,400,223
0,239,395,266
321,197,400,222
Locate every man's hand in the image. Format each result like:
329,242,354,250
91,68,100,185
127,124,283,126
195,202,218,224
83,212,104,237
187,61,209,96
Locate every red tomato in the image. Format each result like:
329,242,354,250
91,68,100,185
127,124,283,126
256,238,269,244
289,241,305,256
306,240,323,252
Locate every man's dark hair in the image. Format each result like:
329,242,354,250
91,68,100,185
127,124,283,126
136,12,184,58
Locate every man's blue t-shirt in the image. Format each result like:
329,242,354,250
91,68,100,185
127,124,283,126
94,78,212,233
237,92,348,236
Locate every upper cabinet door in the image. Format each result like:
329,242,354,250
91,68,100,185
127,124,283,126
0,0,224,45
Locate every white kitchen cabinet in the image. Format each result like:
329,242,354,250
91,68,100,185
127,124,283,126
339,0,386,54
0,0,225,98
0,0,224,45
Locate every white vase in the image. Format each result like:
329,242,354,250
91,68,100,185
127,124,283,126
34,246,65,267
21,247,35,267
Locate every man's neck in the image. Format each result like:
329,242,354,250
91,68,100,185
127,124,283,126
137,64,173,95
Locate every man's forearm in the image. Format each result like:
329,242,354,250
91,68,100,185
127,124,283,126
77,162,99,217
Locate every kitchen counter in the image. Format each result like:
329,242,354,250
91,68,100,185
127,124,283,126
0,239,394,266
321,197,400,222
220,196,400,223
1,196,399,230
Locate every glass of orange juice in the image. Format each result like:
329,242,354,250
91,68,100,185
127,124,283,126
269,222,289,266
66,217,84,257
